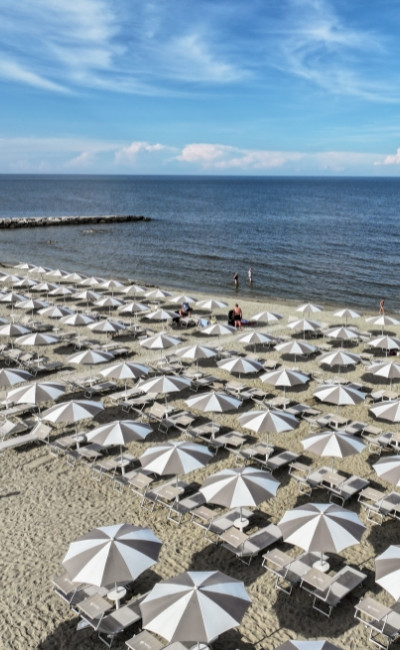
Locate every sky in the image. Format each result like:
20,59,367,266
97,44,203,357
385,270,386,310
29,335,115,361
1,0,400,176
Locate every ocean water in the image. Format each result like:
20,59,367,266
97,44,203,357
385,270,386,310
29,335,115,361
0,174,399,311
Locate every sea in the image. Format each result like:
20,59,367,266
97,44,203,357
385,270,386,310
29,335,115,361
0,174,399,311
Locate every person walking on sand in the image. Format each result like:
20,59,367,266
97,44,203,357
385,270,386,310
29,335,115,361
233,303,242,329
380,298,385,314
248,267,253,283
233,272,239,288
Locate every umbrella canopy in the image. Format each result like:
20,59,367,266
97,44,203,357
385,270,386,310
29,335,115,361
186,391,241,414
7,381,65,411
87,319,126,334
99,279,125,294
318,350,361,369
369,335,400,357
122,284,146,296
68,349,114,366
334,308,362,322
0,367,32,388
73,289,101,302
145,288,173,300
366,314,400,335
140,570,251,645
302,430,365,459
140,441,212,479
201,323,237,337
261,367,310,398
15,298,49,312
100,361,150,381
217,356,263,376
200,466,280,522
16,332,59,347
375,545,400,601
196,298,228,310
237,330,279,348
175,344,218,362
42,399,103,426
370,399,400,423
325,326,361,342
119,301,149,315
170,294,197,305
276,642,344,650
79,275,105,287
373,456,400,487
144,308,180,322
278,502,365,567
0,323,31,343
313,383,365,406
368,361,400,391
140,332,181,351
296,302,323,315
287,318,322,337
85,420,152,461
94,296,124,309
39,305,74,318
251,310,283,324
275,340,317,361
238,408,298,441
59,312,95,326
139,374,191,401
62,523,162,588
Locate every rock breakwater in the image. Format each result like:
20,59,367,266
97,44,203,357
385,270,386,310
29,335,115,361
0,215,150,229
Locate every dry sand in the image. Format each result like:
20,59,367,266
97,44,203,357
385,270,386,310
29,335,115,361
0,261,398,650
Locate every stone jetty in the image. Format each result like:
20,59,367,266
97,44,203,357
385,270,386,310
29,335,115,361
0,215,150,229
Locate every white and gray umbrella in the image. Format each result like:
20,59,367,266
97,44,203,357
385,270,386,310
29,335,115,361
375,545,400,601
118,301,149,316
296,302,323,315
217,356,263,377
39,305,74,319
251,310,283,324
334,308,362,325
140,570,251,647
302,430,365,462
276,641,344,650
140,333,182,360
94,296,124,312
73,289,101,305
144,308,180,322
261,367,310,399
287,318,322,338
366,314,400,335
139,374,191,406
14,277,38,289
313,383,365,407
201,323,236,337
122,284,146,296
370,399,400,423
86,420,152,461
100,360,150,382
63,272,87,284
79,275,105,288
45,268,69,280
238,408,298,443
200,466,280,524
368,361,400,391
373,456,400,487
369,335,400,357
175,344,218,362
140,440,212,483
99,279,125,295
318,350,361,371
196,298,227,311
0,367,32,404
237,330,279,352
7,380,65,413
170,294,197,305
325,326,361,342
0,322,31,347
42,399,103,431
62,523,162,588
15,298,48,313
275,340,317,362
68,349,114,379
278,502,365,570
15,331,59,364
186,391,241,433
60,312,95,327
145,288,173,301
87,319,126,337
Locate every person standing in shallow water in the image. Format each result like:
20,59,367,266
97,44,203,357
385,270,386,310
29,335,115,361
248,267,253,283
233,272,239,288
380,298,385,314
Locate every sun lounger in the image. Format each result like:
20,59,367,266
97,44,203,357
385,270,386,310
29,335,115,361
355,597,400,650
207,507,253,539
264,450,300,473
301,564,366,617
0,421,52,453
262,548,328,595
144,402,177,432
221,523,282,564
0,417,28,440
237,441,274,466
97,593,147,647
52,572,107,608
126,630,164,650
167,491,206,524
328,475,370,505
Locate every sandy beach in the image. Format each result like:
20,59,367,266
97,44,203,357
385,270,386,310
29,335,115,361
1,260,399,650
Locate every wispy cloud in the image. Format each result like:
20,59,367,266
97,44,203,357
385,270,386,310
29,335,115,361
176,143,302,170
376,149,400,166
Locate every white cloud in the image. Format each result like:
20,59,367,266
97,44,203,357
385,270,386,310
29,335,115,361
177,143,302,170
378,149,400,165
114,141,172,165
0,59,69,93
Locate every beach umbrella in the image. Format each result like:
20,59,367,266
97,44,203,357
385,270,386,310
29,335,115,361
139,375,191,406
302,431,365,467
7,380,65,413
140,333,181,360
318,350,361,371
14,277,38,289
325,326,361,343
238,408,298,443
261,367,310,399
39,305,74,318
140,441,212,484
68,349,114,380
87,319,126,337
99,279,125,295
86,420,152,462
368,361,400,391
45,268,69,280
62,523,162,589
373,456,400,487
170,294,197,305
175,344,218,362
200,466,280,525
237,330,279,353
334,308,362,325
59,312,95,327
31,281,59,297
313,383,365,407
370,399,400,424
94,296,124,313
63,272,87,284
201,323,236,338
369,335,400,357
73,289,101,305
275,340,317,362
14,262,36,271
118,301,149,316
15,332,59,365
49,286,74,300
144,308,180,322
278,502,365,571
366,314,400,335
0,322,31,348
251,310,283,324
296,302,323,315
79,276,105,288
100,361,150,398
28,265,52,276
140,570,251,647
196,298,227,311
122,284,146,296
287,318,322,339
186,391,241,433
42,399,103,432
15,298,49,315
375,545,400,601
217,356,263,378
145,288,173,301
0,367,32,404
276,642,344,650
0,292,27,304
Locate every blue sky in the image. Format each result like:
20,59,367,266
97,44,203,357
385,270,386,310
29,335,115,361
1,0,400,175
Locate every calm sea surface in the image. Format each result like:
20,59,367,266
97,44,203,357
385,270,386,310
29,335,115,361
0,174,399,310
